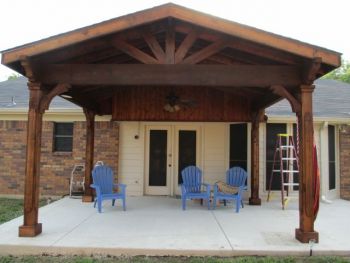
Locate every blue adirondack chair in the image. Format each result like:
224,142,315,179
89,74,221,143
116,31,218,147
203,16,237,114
181,166,211,210
90,165,126,213
213,167,247,213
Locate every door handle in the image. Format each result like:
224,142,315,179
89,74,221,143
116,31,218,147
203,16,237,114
168,164,172,167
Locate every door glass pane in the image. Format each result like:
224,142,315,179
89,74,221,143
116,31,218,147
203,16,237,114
328,125,336,190
266,123,287,190
178,130,196,184
149,130,167,186
230,123,247,171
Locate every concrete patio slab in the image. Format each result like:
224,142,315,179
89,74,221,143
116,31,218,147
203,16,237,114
0,196,349,256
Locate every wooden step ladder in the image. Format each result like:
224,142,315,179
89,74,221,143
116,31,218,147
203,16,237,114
267,133,299,209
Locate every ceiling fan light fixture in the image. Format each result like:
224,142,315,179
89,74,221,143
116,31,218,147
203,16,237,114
164,103,181,113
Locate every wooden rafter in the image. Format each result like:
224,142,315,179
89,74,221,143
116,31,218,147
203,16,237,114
112,38,159,64
142,31,166,63
175,29,198,63
181,39,227,64
32,39,108,64
37,64,301,87
175,23,301,65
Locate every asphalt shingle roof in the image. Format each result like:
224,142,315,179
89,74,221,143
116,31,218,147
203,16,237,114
266,79,350,118
0,77,349,119
0,77,78,109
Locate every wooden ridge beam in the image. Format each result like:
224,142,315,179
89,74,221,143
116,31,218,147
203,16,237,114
37,64,301,87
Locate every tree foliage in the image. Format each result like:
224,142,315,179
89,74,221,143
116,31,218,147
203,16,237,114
323,60,350,84
7,73,22,80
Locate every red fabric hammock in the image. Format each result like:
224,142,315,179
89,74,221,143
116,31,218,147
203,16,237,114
313,144,320,220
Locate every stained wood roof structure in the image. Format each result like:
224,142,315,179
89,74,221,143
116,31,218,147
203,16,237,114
1,3,341,118
0,3,343,242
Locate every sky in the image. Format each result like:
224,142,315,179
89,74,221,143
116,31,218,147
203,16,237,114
0,0,349,81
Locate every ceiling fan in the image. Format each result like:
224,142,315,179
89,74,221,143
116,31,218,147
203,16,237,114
163,90,196,113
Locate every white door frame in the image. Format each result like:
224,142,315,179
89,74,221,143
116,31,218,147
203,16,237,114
144,125,172,195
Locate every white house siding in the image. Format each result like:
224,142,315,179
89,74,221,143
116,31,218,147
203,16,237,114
118,121,340,200
202,123,228,184
118,122,145,196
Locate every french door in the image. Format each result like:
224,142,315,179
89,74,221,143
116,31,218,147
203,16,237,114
145,125,200,196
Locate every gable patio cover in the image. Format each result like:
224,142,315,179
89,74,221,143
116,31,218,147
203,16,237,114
1,3,341,243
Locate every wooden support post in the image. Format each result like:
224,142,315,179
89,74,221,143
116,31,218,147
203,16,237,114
82,108,95,202
19,83,44,237
295,85,319,243
249,111,262,205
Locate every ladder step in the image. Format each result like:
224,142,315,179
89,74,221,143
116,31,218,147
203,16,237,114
273,170,299,173
283,183,299,186
281,158,297,160
279,146,294,149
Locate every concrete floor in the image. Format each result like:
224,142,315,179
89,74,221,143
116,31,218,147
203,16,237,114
0,196,349,256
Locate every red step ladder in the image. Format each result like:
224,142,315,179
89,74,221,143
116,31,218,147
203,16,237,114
267,133,299,209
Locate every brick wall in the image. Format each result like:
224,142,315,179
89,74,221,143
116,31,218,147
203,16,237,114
0,120,119,196
340,126,350,200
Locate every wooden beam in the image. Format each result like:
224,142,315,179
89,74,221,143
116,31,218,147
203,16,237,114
165,19,175,64
1,4,341,68
270,85,301,113
19,82,43,237
20,56,36,82
249,110,264,205
175,23,302,65
112,38,159,64
295,85,319,243
40,83,71,113
302,58,322,84
181,39,227,64
82,109,95,203
175,29,198,63
37,64,301,87
142,31,165,63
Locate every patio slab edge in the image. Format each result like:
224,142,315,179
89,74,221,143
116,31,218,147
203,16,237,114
0,245,349,257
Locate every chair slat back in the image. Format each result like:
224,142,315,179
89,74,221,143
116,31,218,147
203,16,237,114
92,165,114,194
181,166,202,193
226,167,247,187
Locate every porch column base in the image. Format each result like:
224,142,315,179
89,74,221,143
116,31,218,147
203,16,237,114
82,195,94,202
249,197,261,205
19,223,42,237
295,228,319,243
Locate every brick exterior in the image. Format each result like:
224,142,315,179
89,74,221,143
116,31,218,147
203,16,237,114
340,126,350,200
0,120,119,196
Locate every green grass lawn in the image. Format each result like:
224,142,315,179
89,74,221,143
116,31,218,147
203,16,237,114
0,256,349,263
0,198,49,224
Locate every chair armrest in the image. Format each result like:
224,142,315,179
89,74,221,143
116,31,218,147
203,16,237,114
113,184,126,194
202,183,211,195
238,185,245,195
90,184,101,196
